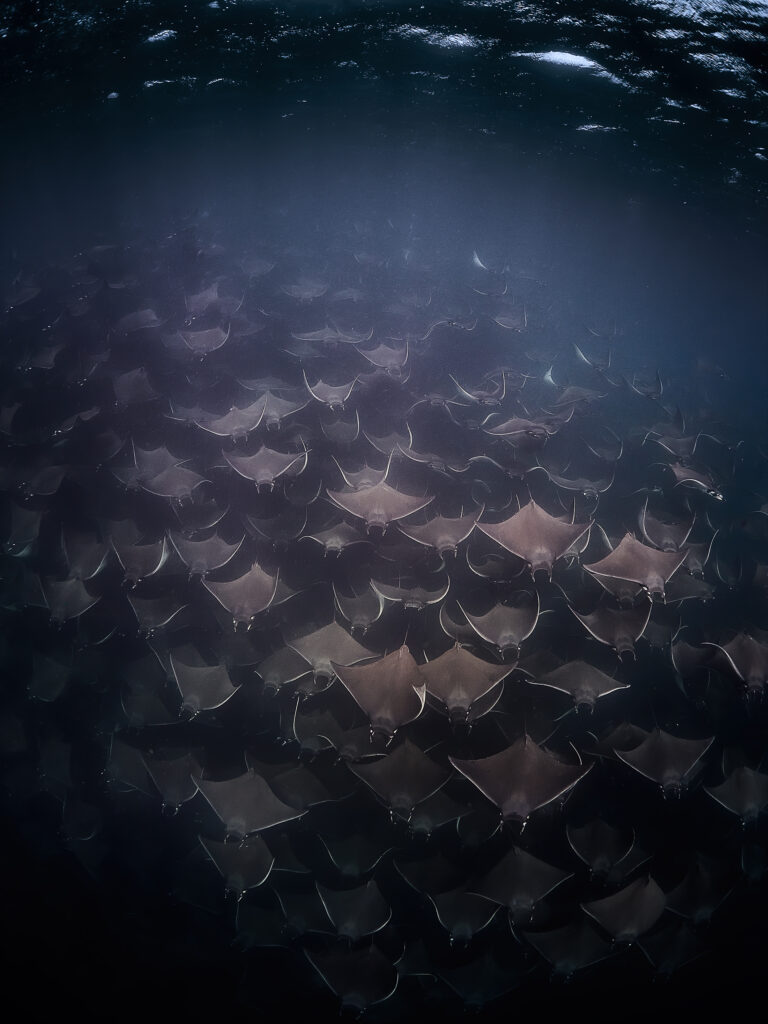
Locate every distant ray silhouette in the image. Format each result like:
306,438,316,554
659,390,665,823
349,738,450,815
615,728,714,796
195,769,306,838
581,876,666,942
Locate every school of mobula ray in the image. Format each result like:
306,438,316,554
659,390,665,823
1,222,767,1013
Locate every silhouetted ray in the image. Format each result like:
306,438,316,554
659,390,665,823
320,408,360,445
318,830,392,879
428,887,499,942
397,509,480,556
568,601,652,659
471,844,573,923
478,501,591,579
195,770,306,838
409,788,471,836
140,464,210,500
61,526,111,580
363,426,410,455
143,752,199,811
585,533,686,601
420,644,510,724
127,592,189,635
257,646,311,693
530,659,629,711
202,562,279,627
112,536,168,585
113,366,159,406
705,633,768,698
705,765,768,822
640,499,694,552
333,646,426,737
316,880,391,940
288,621,375,686
169,530,243,576
450,372,505,406
305,946,398,1013
581,876,666,942
615,729,714,796
450,735,592,822
199,835,274,896
170,655,239,715
349,738,449,816
524,919,614,977
42,577,100,623
567,820,635,878
638,921,706,977
458,591,539,656
326,480,433,532
115,308,165,334
182,323,230,355
663,460,723,499
224,445,307,491
333,581,384,634
438,950,527,1009
666,853,732,923
359,340,408,374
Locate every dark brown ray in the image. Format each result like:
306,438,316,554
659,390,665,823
326,480,433,532
62,526,111,581
127,593,189,635
419,644,511,724
530,660,629,711
170,655,240,715
333,581,385,634
348,738,449,815
524,919,614,977
316,880,391,940
705,766,768,822
288,621,375,686
428,887,499,942
478,501,592,578
409,789,472,836
397,508,480,556
304,520,370,556
223,445,307,491
195,769,306,838
471,844,573,923
568,600,652,659
450,735,592,822
111,536,168,584
140,465,210,500
705,633,768,698
169,531,243,576
199,835,274,895
140,751,199,810
332,646,426,737
566,819,635,878
42,577,101,623
615,729,714,795
581,876,666,942
585,533,686,601
304,946,398,1014
202,562,279,626
458,591,539,656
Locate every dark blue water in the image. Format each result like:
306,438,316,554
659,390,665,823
1,2,767,1020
